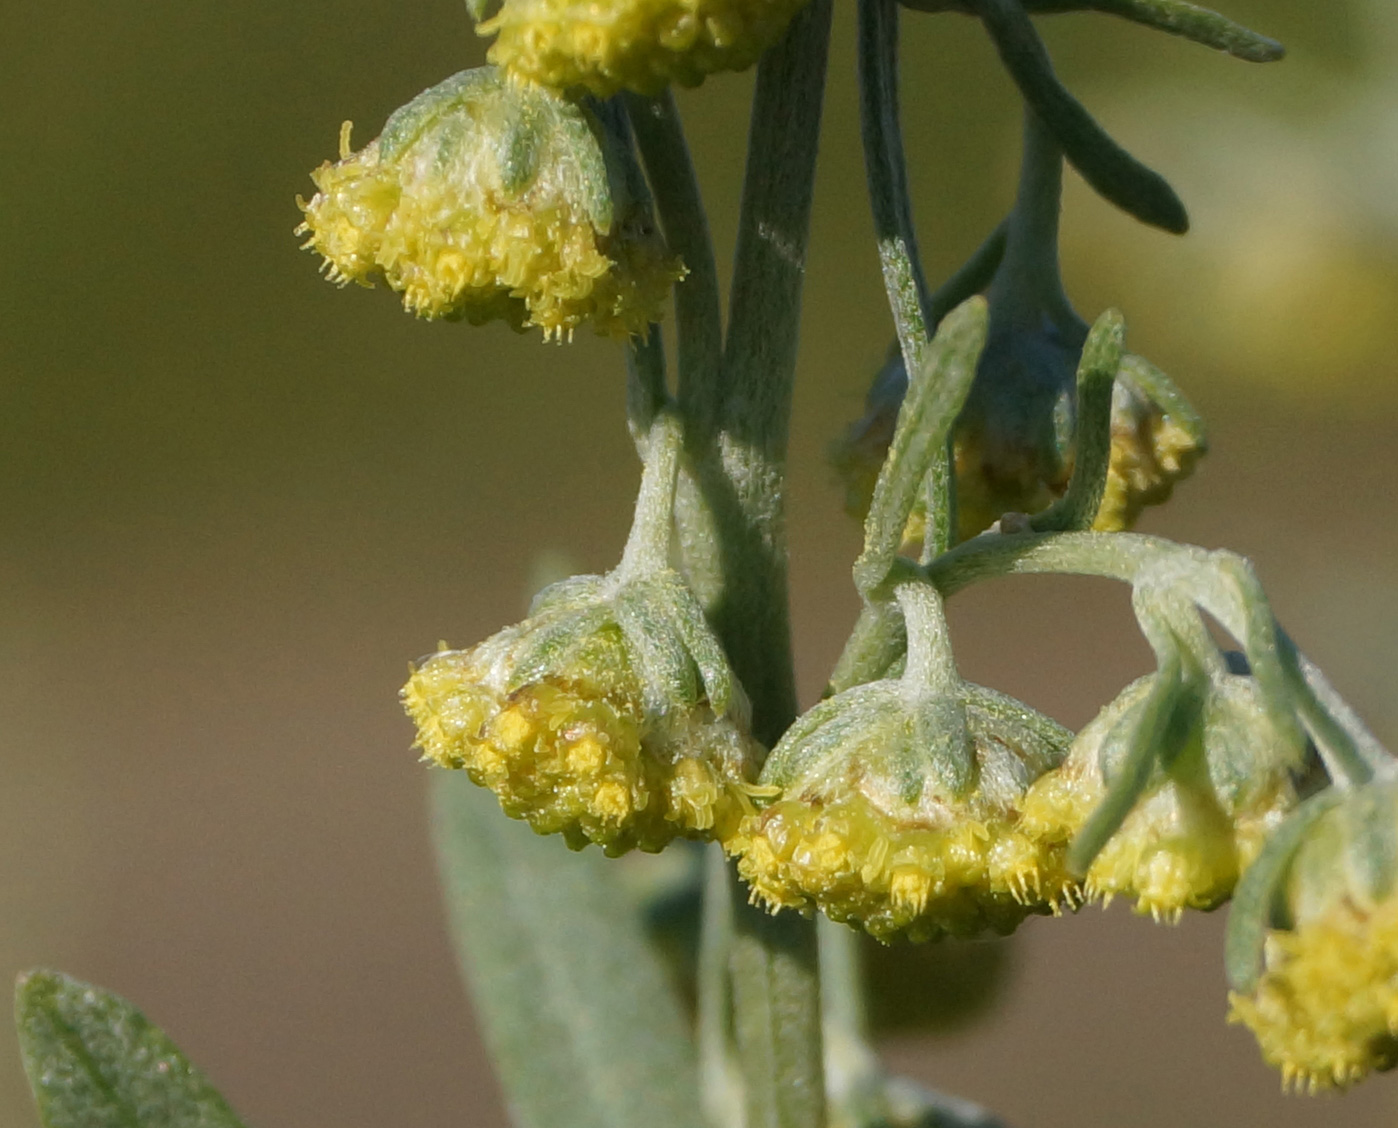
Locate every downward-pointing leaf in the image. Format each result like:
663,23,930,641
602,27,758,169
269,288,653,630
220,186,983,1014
15,969,246,1128
431,772,708,1128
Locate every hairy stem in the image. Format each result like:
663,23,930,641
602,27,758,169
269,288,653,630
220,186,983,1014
680,2,834,1126
623,92,729,603
858,0,958,556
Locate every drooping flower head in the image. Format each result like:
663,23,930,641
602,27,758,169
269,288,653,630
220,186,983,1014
477,0,814,97
1228,779,1398,1091
1020,656,1308,920
731,581,1078,941
404,568,763,855
404,409,762,855
297,67,683,339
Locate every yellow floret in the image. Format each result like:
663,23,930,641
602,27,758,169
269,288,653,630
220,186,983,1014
481,0,813,97
1019,718,1295,921
1095,409,1204,533
403,637,762,855
1230,896,1398,1091
297,69,683,338
730,790,1077,943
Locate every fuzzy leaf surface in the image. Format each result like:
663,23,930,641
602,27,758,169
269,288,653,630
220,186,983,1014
432,773,708,1128
15,970,246,1128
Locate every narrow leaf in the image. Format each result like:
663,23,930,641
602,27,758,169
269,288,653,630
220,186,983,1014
973,0,1190,233
1068,653,1181,875
1032,308,1125,533
431,773,708,1128
15,969,246,1128
854,297,989,598
1025,0,1284,63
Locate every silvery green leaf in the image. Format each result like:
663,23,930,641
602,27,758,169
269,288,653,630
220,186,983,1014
1031,309,1125,534
432,774,707,1128
15,970,246,1128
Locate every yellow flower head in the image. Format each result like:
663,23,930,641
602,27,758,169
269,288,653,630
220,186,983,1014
479,0,813,97
832,346,1205,545
297,67,683,339
1230,781,1398,1091
731,638,1079,941
402,571,764,855
1021,665,1306,921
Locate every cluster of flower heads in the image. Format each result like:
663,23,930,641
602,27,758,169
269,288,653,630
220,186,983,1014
298,67,682,339
403,569,765,854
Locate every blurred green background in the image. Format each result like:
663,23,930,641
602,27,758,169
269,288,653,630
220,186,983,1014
2,1,1397,1125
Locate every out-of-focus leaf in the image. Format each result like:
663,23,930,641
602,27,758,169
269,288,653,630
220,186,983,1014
431,772,708,1128
15,969,246,1128
862,935,1011,1034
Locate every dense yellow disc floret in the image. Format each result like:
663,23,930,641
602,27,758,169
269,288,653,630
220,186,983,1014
728,675,1079,942
731,788,1078,943
297,68,683,338
1095,374,1206,532
1230,896,1398,1091
1020,673,1300,921
403,618,763,855
480,0,813,97
1230,781,1398,1091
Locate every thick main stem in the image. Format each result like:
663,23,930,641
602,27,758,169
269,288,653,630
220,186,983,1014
679,3,833,1127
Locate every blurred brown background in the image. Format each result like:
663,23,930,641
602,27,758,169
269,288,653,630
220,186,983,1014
2,1,1396,1125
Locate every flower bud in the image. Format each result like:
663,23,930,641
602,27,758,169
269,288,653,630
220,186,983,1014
1020,657,1308,920
296,67,682,339
1229,780,1398,1091
833,344,1203,545
479,0,813,97
402,570,763,855
732,679,1077,941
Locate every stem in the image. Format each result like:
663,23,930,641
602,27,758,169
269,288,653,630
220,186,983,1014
616,409,683,580
623,91,723,419
626,323,670,448
857,0,958,556
895,579,960,693
926,529,1396,784
695,2,833,1125
623,92,729,604
989,107,1078,329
